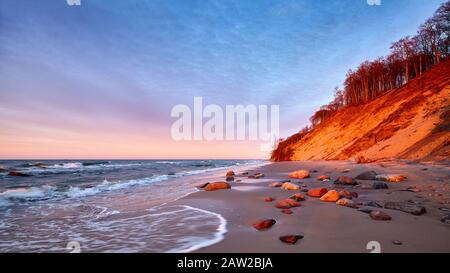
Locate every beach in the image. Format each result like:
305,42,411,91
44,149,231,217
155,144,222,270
1,159,449,253
174,160,450,253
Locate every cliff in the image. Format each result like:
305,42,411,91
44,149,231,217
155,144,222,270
272,60,450,162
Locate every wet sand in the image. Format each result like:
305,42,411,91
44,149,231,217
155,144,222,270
173,160,450,253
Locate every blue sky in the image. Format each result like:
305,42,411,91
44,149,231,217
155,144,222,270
0,0,445,159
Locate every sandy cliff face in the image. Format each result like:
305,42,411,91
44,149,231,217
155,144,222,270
272,61,450,162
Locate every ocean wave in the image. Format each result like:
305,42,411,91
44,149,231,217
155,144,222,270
0,185,56,200
0,204,225,253
50,162,83,169
165,205,227,253
0,186,58,207
64,176,171,198
0,160,266,206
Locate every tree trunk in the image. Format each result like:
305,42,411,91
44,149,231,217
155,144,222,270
419,55,422,75
405,61,409,84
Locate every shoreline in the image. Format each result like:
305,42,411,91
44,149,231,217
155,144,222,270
173,159,450,253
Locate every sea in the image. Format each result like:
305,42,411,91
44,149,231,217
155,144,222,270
0,159,264,252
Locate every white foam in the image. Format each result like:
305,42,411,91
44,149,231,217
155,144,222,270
0,185,56,199
50,162,83,169
163,205,227,253
232,185,262,191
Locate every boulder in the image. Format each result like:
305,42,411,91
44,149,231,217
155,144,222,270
275,199,301,209
249,172,264,179
281,208,293,214
225,176,234,182
440,214,450,224
279,235,304,244
336,198,358,208
320,190,340,202
252,219,276,231
358,207,373,214
289,193,305,202
338,190,352,199
366,201,383,208
281,182,300,191
288,170,310,179
402,186,421,193
203,182,231,191
355,170,378,180
384,201,426,215
307,188,328,197
8,171,31,177
369,210,392,220
317,175,331,181
226,170,235,177
269,182,283,188
372,182,389,189
194,182,209,189
334,176,358,186
375,174,407,182
255,173,264,178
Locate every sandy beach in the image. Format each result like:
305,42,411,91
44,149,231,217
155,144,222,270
174,160,450,253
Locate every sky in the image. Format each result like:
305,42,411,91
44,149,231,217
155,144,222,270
0,0,445,159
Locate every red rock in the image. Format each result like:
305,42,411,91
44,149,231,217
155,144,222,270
338,190,358,199
281,208,293,214
334,176,358,185
275,199,301,209
254,173,264,178
338,190,352,199
288,170,310,179
194,182,209,189
336,198,357,208
317,175,331,181
307,188,328,197
269,182,283,187
226,170,235,177
264,197,274,202
320,190,340,202
225,176,234,181
375,174,407,182
8,171,31,177
279,235,304,244
289,193,305,201
281,182,300,190
252,219,276,231
369,210,392,220
203,182,231,191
